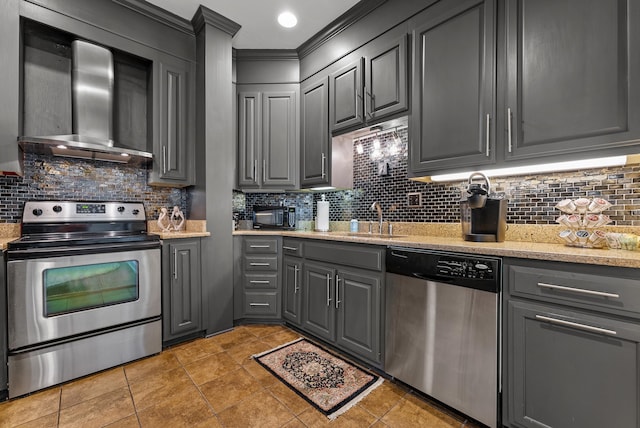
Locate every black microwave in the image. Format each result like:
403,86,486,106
253,206,296,230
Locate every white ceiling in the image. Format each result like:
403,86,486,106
145,0,361,49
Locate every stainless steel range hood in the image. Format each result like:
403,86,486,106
19,40,152,164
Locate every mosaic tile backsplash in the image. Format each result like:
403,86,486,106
0,152,187,222
236,127,640,227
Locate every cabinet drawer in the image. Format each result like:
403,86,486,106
507,260,640,318
243,273,278,289
244,255,278,271
305,240,383,271
244,238,278,254
282,238,303,257
244,291,278,316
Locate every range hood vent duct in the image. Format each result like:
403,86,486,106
19,40,153,164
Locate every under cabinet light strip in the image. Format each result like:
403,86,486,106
353,125,408,143
428,155,629,182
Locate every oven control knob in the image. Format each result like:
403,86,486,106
117,206,125,213
32,208,43,216
132,209,140,215
53,205,62,213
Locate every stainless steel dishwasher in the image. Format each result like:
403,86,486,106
385,247,500,428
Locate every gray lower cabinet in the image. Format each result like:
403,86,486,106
237,87,298,190
282,255,303,326
1,252,7,400
297,240,384,366
409,0,496,176
300,77,330,188
235,236,281,320
504,258,640,428
149,54,196,187
162,239,202,344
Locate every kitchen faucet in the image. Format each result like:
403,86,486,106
371,201,383,234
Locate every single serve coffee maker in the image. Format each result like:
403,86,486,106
461,172,507,242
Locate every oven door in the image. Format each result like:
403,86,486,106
7,243,161,351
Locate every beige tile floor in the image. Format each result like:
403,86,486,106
0,325,481,427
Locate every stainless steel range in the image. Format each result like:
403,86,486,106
6,201,161,398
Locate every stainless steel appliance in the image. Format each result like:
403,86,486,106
6,201,161,398
385,247,501,428
461,172,507,242
252,205,296,230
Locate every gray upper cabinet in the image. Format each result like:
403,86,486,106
300,76,330,187
149,53,196,187
505,0,640,162
329,33,409,134
237,88,297,190
409,0,496,176
0,0,21,175
329,59,364,132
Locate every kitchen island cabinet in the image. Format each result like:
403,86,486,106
162,238,203,345
503,258,640,428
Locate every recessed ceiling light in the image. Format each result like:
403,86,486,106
278,11,297,28
56,145,67,149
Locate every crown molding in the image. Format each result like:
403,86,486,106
112,0,194,36
192,5,241,37
235,49,299,61
297,0,387,59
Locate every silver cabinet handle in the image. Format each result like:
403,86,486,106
293,265,299,293
335,275,341,309
249,245,271,248
485,114,491,157
507,108,513,153
162,146,167,174
249,302,270,307
262,159,266,183
326,273,332,306
537,282,620,299
173,248,178,279
283,246,298,251
321,153,326,179
365,86,373,119
253,159,258,182
390,251,408,259
535,315,617,336
249,262,271,267
249,280,271,284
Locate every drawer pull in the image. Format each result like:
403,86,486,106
535,315,617,336
249,280,271,284
249,302,270,307
283,246,298,251
249,262,271,267
390,251,408,259
537,282,620,299
249,245,271,248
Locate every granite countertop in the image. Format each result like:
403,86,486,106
234,229,640,269
148,220,210,239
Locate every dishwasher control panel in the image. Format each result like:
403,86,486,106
436,257,496,280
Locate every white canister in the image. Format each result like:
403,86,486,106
316,194,330,232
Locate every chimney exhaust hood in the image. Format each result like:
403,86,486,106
19,40,153,164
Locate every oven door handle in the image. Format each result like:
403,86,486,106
7,240,161,260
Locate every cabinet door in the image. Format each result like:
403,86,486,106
329,58,364,132
237,91,261,188
262,91,297,188
300,77,330,188
0,0,21,174
335,268,382,364
282,256,303,326
302,262,335,342
150,55,195,186
365,34,408,121
0,249,6,398
507,300,640,428
163,240,202,341
505,0,640,161
409,0,496,175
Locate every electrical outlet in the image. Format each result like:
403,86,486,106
407,192,422,207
